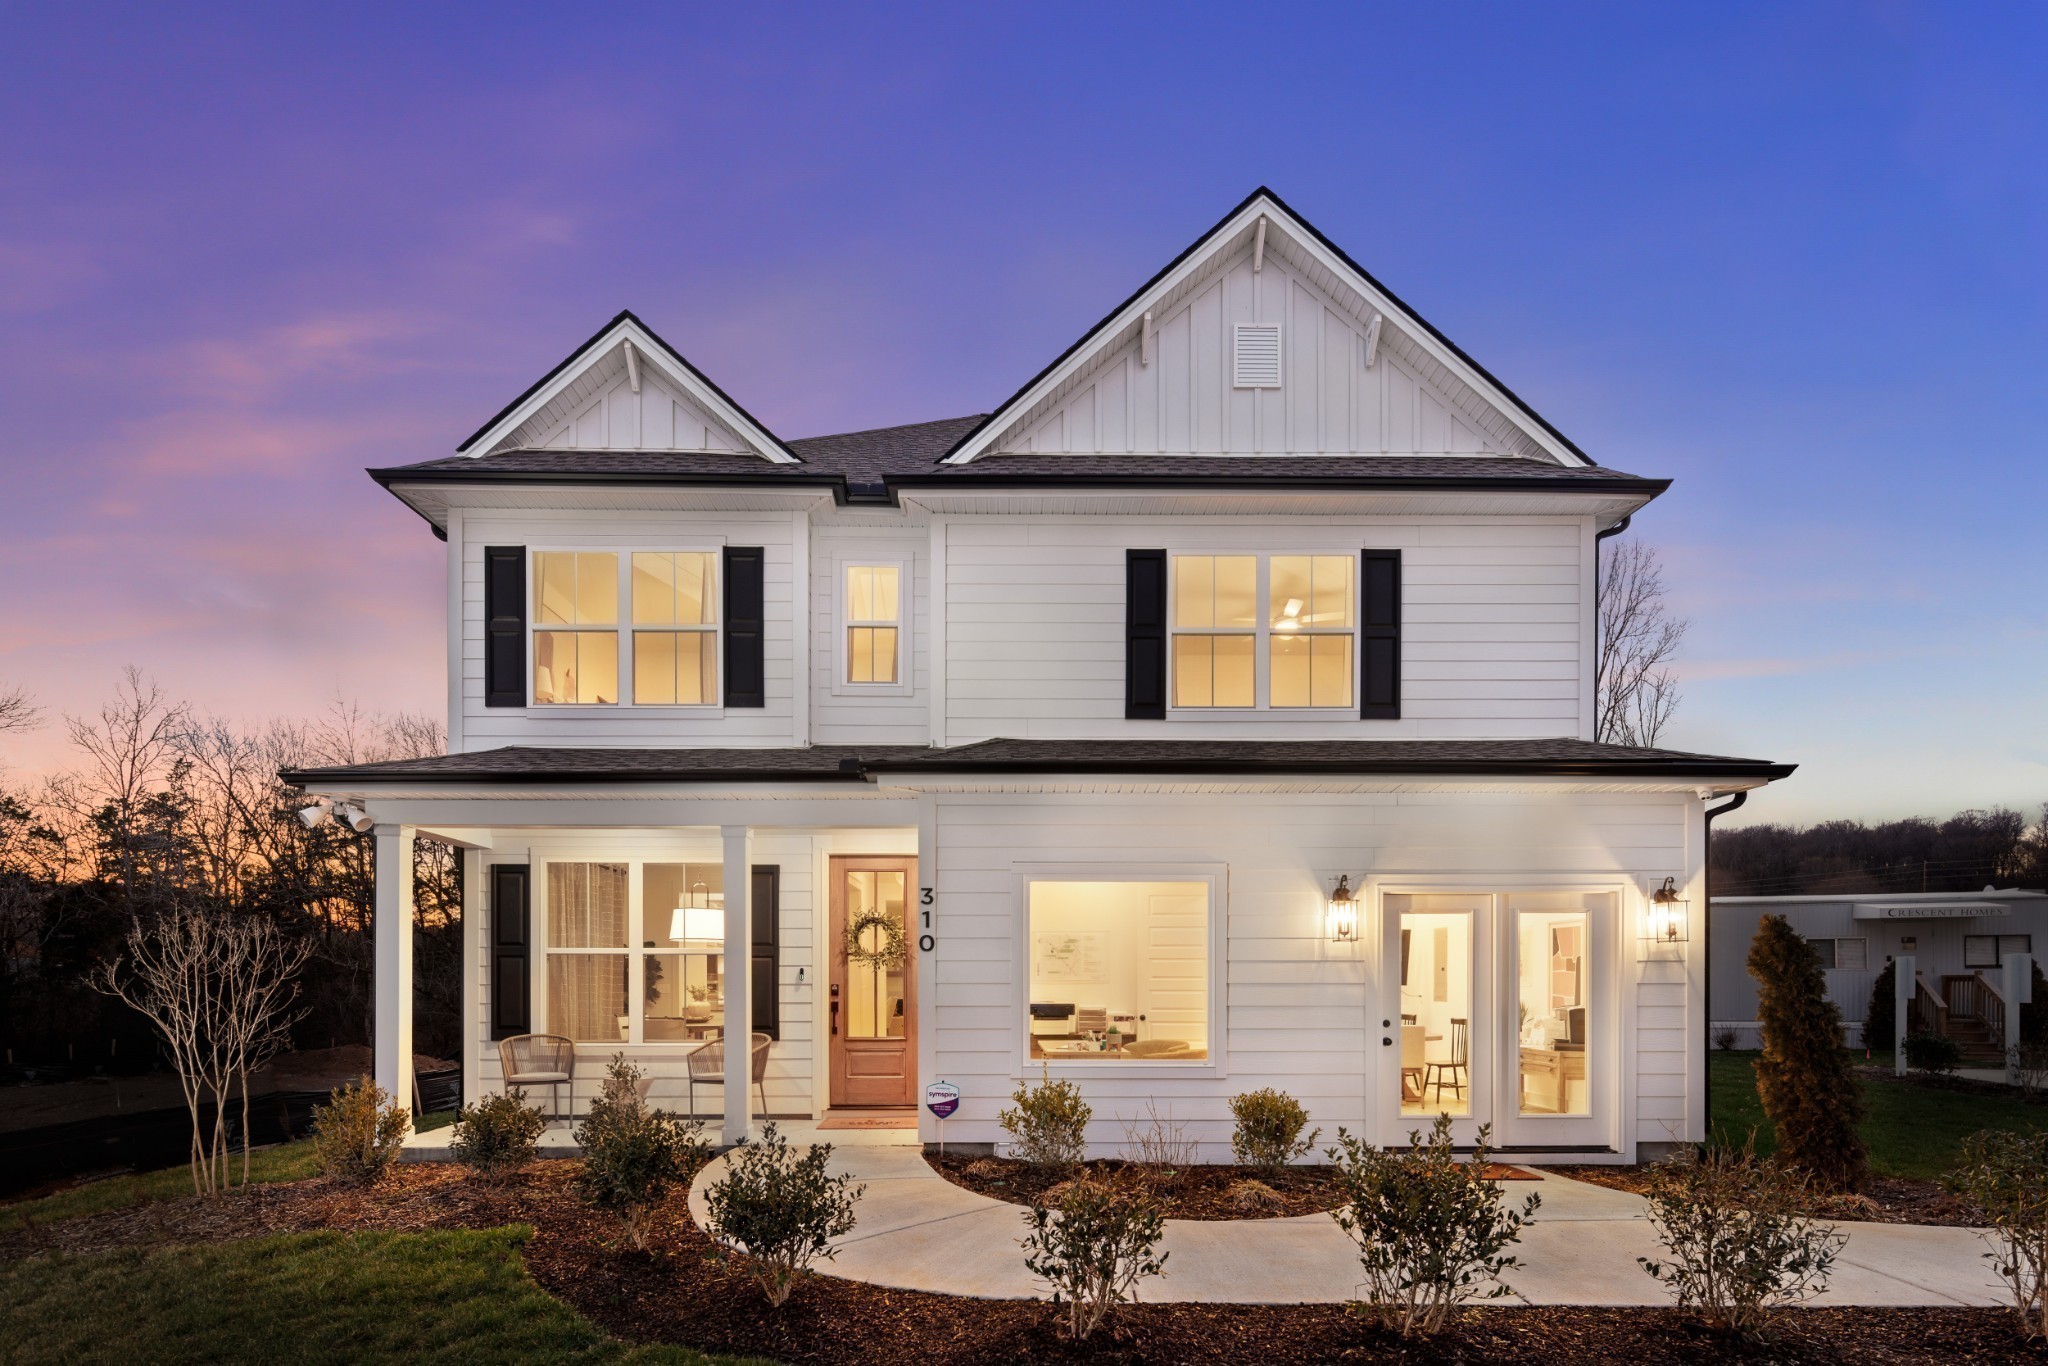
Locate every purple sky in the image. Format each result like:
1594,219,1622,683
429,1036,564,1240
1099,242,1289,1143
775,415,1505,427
2,3,2044,826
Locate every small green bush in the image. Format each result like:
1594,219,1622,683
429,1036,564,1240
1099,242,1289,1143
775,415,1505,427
1326,1115,1539,1337
1946,1128,2048,1339
572,1055,710,1250
1903,1030,1963,1075
703,1122,864,1307
1637,1137,1844,1340
998,1065,1090,1168
1228,1088,1319,1174
1022,1172,1168,1341
309,1078,411,1187
450,1088,545,1180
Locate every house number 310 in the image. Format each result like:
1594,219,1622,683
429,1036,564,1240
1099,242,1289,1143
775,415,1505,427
918,888,935,952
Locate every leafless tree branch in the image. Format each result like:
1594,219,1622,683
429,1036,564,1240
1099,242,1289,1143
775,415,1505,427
1596,539,1689,747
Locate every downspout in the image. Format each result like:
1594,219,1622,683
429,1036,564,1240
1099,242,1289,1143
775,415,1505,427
1592,514,1632,739
1701,789,1748,1140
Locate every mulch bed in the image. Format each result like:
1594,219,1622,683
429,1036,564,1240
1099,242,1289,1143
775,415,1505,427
926,1152,1348,1219
1550,1165,1987,1228
5,1162,2041,1362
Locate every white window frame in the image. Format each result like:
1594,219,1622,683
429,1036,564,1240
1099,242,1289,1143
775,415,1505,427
1166,551,1359,716
534,850,732,1050
1010,863,1227,1082
832,555,913,698
525,543,725,714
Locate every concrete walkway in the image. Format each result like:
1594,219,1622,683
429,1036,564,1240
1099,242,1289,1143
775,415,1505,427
685,1141,2006,1307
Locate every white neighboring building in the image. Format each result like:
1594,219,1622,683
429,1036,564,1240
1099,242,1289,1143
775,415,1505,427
288,188,1794,1163
1711,889,2048,1051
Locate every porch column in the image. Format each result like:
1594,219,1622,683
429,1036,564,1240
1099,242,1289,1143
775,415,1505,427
373,823,416,1115
721,825,754,1146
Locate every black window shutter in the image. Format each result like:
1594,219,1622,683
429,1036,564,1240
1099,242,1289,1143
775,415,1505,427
724,546,765,707
1125,549,1168,719
1361,549,1402,719
489,864,531,1040
484,546,526,707
750,864,780,1040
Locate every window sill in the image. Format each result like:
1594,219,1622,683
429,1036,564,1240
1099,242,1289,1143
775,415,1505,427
521,704,727,719
1164,707,1361,719
828,679,914,700
1012,1058,1222,1082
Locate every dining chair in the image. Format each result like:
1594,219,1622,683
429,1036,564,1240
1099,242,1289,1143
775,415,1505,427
1424,1018,1469,1103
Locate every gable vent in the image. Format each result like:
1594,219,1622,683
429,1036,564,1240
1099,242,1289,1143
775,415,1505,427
1233,324,1282,389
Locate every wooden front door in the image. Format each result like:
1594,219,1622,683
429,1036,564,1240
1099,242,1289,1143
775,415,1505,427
829,855,917,1108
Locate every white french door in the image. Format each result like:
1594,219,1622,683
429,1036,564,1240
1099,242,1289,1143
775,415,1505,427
1378,888,1618,1153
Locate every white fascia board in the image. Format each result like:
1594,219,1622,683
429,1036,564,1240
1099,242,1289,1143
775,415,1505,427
945,193,1589,469
870,773,1762,797
896,486,1658,520
462,317,798,465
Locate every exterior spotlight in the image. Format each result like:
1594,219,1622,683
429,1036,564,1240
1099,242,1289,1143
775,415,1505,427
333,802,375,833
1328,874,1359,943
297,800,332,829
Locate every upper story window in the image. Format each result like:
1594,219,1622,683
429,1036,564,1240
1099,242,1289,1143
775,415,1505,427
841,562,906,688
531,549,717,707
1170,553,1355,710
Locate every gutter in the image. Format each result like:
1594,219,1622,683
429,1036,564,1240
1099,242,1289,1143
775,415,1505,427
1702,788,1749,1141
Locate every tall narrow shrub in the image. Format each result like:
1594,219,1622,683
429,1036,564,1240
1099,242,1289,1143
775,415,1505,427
1861,960,1895,1052
1748,915,1865,1191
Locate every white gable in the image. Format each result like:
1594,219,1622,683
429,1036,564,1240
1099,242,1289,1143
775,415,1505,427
997,244,1503,457
463,314,795,463
949,193,1586,466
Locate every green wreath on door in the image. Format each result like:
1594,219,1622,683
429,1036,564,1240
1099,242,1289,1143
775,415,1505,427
843,906,907,969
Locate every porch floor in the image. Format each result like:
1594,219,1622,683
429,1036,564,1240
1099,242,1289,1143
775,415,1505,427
398,1117,919,1162
683,1145,2003,1307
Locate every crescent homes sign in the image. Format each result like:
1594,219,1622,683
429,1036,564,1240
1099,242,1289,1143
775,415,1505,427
1851,902,2012,920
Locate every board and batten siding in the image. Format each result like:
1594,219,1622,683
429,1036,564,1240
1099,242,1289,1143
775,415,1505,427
454,508,799,749
990,243,1501,456
921,787,1701,1160
942,516,1594,742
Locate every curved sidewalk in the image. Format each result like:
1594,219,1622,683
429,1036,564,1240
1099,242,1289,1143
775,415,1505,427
686,1141,2005,1307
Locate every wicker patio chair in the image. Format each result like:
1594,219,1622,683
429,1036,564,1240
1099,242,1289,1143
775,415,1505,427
684,1032,771,1122
497,1033,575,1121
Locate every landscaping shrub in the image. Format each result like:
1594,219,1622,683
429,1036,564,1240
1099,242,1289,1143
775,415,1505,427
1903,1030,1963,1076
572,1055,710,1250
1228,1088,1319,1174
1021,1171,1168,1341
449,1088,546,1180
2012,1041,2048,1099
702,1121,863,1307
1748,914,1867,1191
1227,1178,1283,1213
1713,1028,1738,1052
309,1079,410,1187
1325,1115,1539,1337
998,1065,1090,1168
1637,1138,1845,1340
1946,1128,2048,1339
1862,960,1896,1052
1118,1097,1198,1178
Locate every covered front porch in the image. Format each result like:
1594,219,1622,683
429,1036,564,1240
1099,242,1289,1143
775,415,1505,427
325,781,924,1147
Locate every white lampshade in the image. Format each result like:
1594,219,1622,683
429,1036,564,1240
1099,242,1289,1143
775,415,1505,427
671,905,725,944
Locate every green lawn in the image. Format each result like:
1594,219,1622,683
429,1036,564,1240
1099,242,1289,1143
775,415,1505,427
1710,1050,2046,1180
0,1110,454,1234
0,1227,747,1365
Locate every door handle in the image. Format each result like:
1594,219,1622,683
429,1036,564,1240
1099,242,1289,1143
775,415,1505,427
1382,1036,1392,1046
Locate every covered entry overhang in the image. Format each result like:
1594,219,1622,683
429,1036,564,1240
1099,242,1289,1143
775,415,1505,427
282,756,922,1146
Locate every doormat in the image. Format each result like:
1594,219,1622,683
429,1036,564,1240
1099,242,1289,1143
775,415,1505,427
817,1112,918,1130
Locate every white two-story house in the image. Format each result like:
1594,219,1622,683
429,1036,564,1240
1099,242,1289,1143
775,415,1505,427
289,189,1792,1162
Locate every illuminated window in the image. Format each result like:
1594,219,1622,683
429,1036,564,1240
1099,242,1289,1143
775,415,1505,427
844,564,903,686
1170,553,1356,709
632,552,718,705
531,550,719,707
533,552,619,705
1025,880,1210,1063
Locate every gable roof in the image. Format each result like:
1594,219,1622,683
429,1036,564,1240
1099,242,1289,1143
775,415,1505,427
455,310,800,464
940,187,1592,468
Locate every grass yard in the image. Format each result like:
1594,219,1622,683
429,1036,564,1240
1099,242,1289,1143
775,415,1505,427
1710,1050,2046,1180
0,1110,453,1234
0,1226,743,1365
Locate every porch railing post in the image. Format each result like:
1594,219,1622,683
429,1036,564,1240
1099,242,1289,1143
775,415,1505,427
721,825,754,1146
1893,953,1913,1079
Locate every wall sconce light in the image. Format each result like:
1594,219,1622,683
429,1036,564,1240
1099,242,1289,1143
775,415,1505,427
1328,874,1359,944
1642,877,1689,958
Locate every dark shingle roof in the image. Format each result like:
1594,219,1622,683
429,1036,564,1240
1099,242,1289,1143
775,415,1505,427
285,738,1793,786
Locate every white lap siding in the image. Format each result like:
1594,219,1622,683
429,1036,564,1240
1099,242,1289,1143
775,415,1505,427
920,786,1700,1162
941,517,1593,743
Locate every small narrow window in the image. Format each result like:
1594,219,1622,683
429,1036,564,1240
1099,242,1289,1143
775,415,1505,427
845,565,903,685
1233,324,1282,388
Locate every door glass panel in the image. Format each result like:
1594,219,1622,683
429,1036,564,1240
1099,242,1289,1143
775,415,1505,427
1511,893,1603,1117
844,870,908,1040
1392,894,1479,1118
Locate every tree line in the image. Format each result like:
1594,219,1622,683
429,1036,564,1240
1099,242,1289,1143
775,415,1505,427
1711,805,2048,897
0,669,462,1078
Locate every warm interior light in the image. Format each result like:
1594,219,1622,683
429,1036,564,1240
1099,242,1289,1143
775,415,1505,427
1328,874,1358,943
671,905,725,944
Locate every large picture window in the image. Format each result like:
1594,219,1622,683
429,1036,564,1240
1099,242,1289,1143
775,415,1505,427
543,859,729,1044
1170,553,1355,710
1025,880,1209,1062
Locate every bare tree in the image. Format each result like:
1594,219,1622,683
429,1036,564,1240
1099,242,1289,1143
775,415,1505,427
1596,539,1688,747
0,684,39,736
91,908,310,1195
